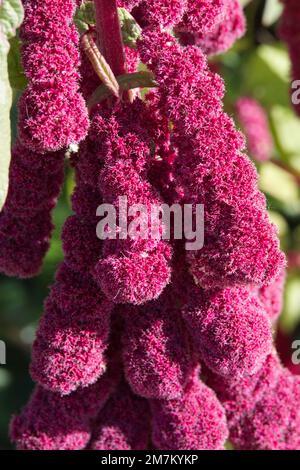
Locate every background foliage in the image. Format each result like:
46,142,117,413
0,0,300,449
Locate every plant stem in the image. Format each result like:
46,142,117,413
94,0,126,77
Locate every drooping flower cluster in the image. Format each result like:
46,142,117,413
29,132,111,395
138,30,285,289
177,0,226,34
177,0,245,56
6,0,300,451
279,0,300,117
0,0,88,278
18,0,88,152
132,0,187,28
0,142,64,277
92,100,173,305
11,350,121,450
10,92,228,450
236,97,273,162
207,352,300,450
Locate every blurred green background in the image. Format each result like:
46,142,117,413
1,0,300,449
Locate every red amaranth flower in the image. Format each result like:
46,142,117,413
30,271,112,395
236,97,273,162
256,269,286,321
10,369,119,450
18,0,89,152
132,0,187,28
237,372,300,450
92,99,173,305
29,133,112,394
0,141,64,278
7,0,296,451
122,288,195,399
151,369,228,450
138,30,285,289
90,382,150,450
208,353,300,450
192,0,245,55
182,286,273,378
177,0,226,34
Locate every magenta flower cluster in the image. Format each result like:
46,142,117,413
0,0,88,278
18,0,89,152
0,141,64,277
4,0,300,451
236,97,273,162
92,100,173,305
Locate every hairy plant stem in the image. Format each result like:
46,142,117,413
94,0,126,77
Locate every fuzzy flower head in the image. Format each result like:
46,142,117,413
177,0,226,34
90,383,150,450
231,371,300,450
9,374,115,451
236,97,273,162
182,286,273,377
91,99,173,305
132,0,187,28
138,30,285,289
151,370,228,450
190,0,246,56
30,273,112,395
18,0,89,152
122,289,195,399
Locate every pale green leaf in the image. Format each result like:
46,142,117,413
0,0,23,39
0,0,24,210
270,106,300,158
280,277,300,334
263,0,283,27
74,0,95,32
259,162,299,204
242,45,290,108
0,49,12,210
118,7,142,49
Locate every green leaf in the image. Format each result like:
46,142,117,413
280,276,300,334
118,7,142,49
242,45,290,108
7,36,27,89
262,0,283,27
259,162,299,204
0,0,23,39
270,106,300,160
238,0,252,6
0,46,13,210
0,0,23,210
74,0,95,32
88,71,156,109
